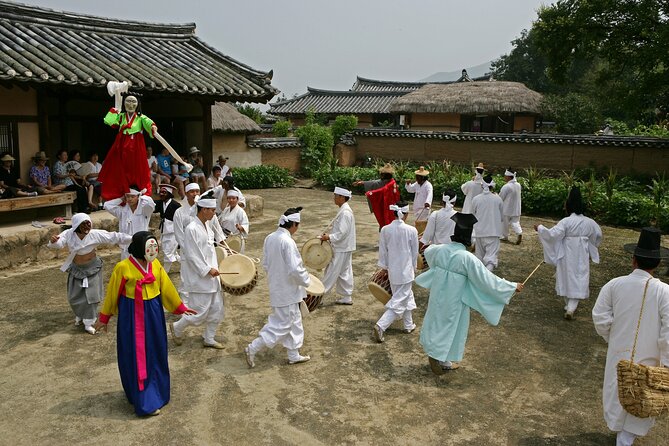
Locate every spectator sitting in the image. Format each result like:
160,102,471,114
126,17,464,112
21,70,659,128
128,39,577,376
30,151,66,195
171,158,189,200
0,152,37,195
52,149,90,213
155,146,173,190
82,152,103,208
207,165,224,189
217,155,232,177
188,146,207,191
146,145,163,194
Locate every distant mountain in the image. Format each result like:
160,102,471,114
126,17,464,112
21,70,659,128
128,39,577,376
419,61,493,82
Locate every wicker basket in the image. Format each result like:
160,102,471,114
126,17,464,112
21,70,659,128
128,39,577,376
616,277,669,418
617,359,669,418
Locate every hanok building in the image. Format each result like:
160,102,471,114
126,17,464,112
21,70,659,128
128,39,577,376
269,70,495,129
0,1,277,178
389,81,542,133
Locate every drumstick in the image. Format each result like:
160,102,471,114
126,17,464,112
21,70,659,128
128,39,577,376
153,131,193,173
522,261,544,285
219,272,240,274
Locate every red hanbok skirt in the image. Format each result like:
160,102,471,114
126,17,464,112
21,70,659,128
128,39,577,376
99,132,152,200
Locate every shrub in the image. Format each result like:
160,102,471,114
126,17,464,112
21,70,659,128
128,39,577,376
330,115,358,143
314,166,377,193
520,178,568,217
236,104,264,124
232,165,294,189
272,120,292,137
542,93,601,134
295,111,335,176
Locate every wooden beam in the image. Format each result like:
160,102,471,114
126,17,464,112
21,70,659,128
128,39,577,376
201,99,213,173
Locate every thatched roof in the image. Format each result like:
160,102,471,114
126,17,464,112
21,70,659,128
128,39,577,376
211,102,262,134
390,81,542,115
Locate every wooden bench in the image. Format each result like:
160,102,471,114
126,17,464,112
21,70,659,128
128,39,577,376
0,192,76,218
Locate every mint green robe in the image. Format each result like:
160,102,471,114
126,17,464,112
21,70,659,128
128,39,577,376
417,243,517,362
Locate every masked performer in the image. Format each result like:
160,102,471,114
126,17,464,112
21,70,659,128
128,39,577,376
94,231,194,416
98,94,156,200
47,213,131,334
373,202,419,342
153,184,181,272
320,187,356,305
418,213,523,374
244,207,311,368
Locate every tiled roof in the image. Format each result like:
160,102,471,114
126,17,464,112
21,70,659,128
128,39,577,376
0,1,277,101
247,137,302,149
352,128,669,148
269,88,404,115
351,72,493,92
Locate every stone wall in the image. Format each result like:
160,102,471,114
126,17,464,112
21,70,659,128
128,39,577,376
261,148,301,172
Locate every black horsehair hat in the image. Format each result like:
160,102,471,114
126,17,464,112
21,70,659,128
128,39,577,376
623,227,669,259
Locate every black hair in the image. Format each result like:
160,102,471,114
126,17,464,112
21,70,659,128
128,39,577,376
196,190,216,213
56,149,68,158
565,186,584,215
223,175,235,188
212,165,222,172
128,231,157,260
443,188,457,203
380,172,393,181
635,255,661,271
279,206,303,229
121,92,142,115
68,149,80,161
74,220,91,234
88,152,98,159
128,184,140,192
506,167,515,175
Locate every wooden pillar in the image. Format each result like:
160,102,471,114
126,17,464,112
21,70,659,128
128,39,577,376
58,94,68,152
201,100,213,173
36,89,50,152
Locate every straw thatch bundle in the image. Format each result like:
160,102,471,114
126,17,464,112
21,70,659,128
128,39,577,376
617,359,669,418
211,102,262,134
390,81,542,115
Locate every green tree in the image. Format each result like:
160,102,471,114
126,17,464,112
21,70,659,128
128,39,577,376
533,0,669,122
491,29,553,93
330,115,358,143
295,111,334,176
272,119,292,137
542,93,601,134
236,104,265,124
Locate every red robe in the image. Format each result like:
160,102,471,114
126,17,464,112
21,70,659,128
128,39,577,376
366,179,400,228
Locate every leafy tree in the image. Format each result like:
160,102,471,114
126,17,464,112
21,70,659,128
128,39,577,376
533,0,669,122
272,119,292,137
236,104,265,124
542,93,601,134
491,29,553,93
295,111,334,176
330,115,358,143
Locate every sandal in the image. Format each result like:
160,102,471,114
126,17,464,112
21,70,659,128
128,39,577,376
53,217,66,224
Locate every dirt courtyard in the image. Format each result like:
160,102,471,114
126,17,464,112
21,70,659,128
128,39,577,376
0,187,667,445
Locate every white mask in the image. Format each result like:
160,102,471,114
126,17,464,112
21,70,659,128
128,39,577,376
124,95,138,113
145,238,158,263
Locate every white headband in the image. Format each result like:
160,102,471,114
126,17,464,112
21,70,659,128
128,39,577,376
126,187,146,196
333,186,352,198
185,183,200,192
389,204,409,220
227,189,240,198
504,170,516,178
442,194,457,204
482,178,496,192
278,212,301,226
196,198,217,208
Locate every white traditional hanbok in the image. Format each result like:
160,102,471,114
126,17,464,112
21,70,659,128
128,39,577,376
247,225,311,362
405,180,433,222
322,201,356,302
212,185,246,213
217,204,249,253
461,176,483,214
592,270,669,439
537,213,602,311
421,205,456,245
471,190,504,271
172,216,224,346
375,215,419,334
158,198,179,271
104,194,155,259
499,177,522,239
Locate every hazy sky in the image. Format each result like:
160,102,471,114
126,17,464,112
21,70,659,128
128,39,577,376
13,0,547,101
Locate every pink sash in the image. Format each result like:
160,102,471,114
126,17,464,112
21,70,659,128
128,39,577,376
128,257,156,391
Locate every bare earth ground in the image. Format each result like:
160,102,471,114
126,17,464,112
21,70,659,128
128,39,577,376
0,187,667,446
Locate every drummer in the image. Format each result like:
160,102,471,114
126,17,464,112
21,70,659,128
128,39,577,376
244,207,311,368
169,192,225,349
319,186,356,305
420,189,457,246
373,201,419,343
217,189,249,253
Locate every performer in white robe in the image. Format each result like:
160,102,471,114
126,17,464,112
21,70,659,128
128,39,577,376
460,162,486,214
471,176,504,271
373,202,419,343
592,227,669,446
47,213,131,334
212,176,245,214
245,207,311,367
104,185,155,259
499,168,523,244
421,189,457,246
320,187,356,305
217,189,249,253
153,184,180,272
535,186,602,319
405,166,433,229
169,195,225,349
